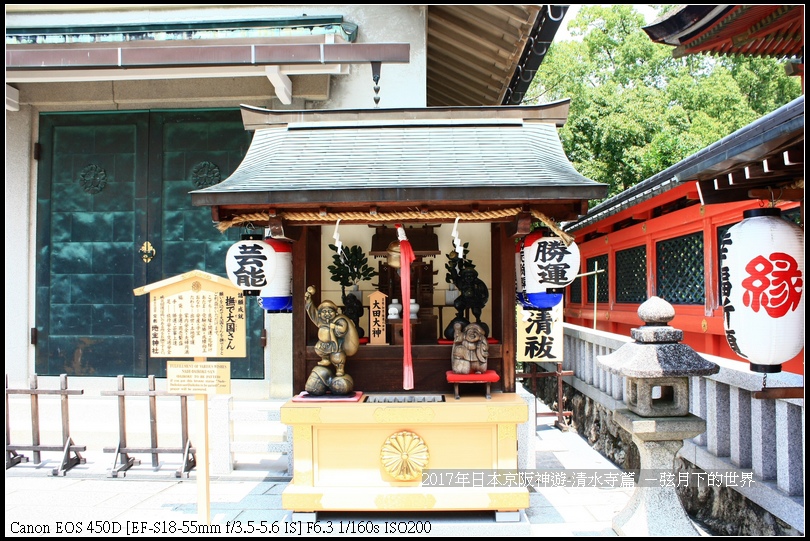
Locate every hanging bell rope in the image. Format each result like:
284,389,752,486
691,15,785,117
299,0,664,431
214,207,575,246
530,210,574,246
214,208,520,232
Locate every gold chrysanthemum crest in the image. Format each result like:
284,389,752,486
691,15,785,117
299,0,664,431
380,430,429,481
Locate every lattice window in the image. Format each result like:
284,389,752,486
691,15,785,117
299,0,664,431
656,232,704,305
569,275,582,304
616,246,647,303
586,254,609,303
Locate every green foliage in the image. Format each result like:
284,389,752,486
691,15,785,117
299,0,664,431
445,242,476,289
526,4,802,207
327,244,377,289
719,55,802,115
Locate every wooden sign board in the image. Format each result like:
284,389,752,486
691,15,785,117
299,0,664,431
368,290,388,345
516,301,564,363
167,361,231,395
133,270,247,358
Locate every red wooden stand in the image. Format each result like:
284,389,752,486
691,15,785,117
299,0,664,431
446,370,500,400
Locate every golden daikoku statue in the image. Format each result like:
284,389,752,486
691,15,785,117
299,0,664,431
303,285,359,395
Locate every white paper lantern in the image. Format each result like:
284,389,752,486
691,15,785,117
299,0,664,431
225,234,275,296
258,237,293,312
720,208,804,373
518,231,580,309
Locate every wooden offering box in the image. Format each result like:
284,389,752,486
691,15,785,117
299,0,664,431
280,392,528,516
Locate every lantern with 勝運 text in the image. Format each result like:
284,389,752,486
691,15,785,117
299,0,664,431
258,236,293,312
720,208,804,373
516,231,580,309
225,233,274,296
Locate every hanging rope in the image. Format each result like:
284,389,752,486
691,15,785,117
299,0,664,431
215,207,576,244
529,210,575,245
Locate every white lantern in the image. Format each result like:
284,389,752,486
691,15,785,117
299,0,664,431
720,208,804,373
258,237,293,312
225,234,275,296
518,231,580,309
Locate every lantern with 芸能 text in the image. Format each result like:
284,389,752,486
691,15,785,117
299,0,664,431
516,231,580,309
225,233,275,296
258,237,293,312
720,208,804,373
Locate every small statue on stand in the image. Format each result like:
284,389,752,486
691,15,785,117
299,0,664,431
304,286,359,395
451,321,489,374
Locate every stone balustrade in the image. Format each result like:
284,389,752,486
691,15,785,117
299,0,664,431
543,322,804,533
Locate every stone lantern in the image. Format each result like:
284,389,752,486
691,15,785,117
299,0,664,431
597,296,719,537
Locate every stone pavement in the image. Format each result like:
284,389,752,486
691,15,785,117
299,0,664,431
5,398,709,537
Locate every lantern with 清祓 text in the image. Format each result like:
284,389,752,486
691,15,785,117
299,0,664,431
720,208,804,373
225,233,275,296
516,231,580,309
258,236,293,312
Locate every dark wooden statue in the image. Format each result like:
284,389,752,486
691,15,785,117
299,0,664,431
444,267,490,339
341,292,365,338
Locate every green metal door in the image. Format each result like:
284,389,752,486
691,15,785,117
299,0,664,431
35,109,263,378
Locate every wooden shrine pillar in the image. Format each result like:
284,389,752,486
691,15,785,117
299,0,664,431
493,223,517,393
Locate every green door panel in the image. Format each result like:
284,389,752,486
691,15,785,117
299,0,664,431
35,110,262,379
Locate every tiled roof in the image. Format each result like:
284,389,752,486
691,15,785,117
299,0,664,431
190,102,607,214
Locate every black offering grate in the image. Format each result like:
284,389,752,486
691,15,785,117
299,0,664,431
364,394,446,403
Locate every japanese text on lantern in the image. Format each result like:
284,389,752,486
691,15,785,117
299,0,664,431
232,242,269,289
720,228,803,358
517,303,563,363
741,253,802,317
719,231,744,357
532,239,573,285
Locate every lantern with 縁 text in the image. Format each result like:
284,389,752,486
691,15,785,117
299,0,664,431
258,237,293,312
720,208,804,373
225,234,275,296
517,231,580,309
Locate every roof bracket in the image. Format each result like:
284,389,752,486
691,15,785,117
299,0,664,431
265,66,292,105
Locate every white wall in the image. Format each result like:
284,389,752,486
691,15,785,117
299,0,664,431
5,5,428,111
315,222,494,339
323,5,427,109
4,104,34,386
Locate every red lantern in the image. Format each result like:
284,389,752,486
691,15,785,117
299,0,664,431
720,208,804,373
225,233,275,296
258,237,293,312
517,231,580,309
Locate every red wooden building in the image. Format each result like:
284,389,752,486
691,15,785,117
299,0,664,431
563,5,804,375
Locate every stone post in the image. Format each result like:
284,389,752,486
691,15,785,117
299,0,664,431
597,296,719,537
